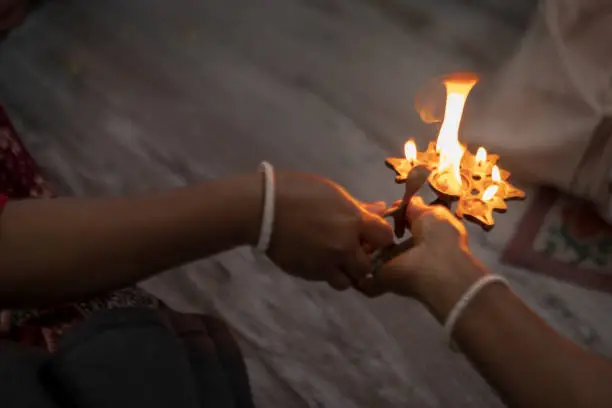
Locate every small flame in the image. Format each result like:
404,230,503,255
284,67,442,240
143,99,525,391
435,74,479,194
404,140,417,161
491,165,501,182
475,147,487,163
482,165,501,201
482,185,498,202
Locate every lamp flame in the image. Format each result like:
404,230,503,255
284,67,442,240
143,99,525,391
435,74,478,194
482,165,501,201
404,140,417,161
491,165,501,182
475,147,487,163
482,185,498,202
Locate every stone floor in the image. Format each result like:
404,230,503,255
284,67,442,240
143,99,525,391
2,1,612,407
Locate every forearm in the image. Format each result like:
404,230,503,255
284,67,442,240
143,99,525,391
0,173,262,307
419,257,612,408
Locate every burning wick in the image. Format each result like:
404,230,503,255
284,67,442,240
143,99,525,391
481,165,501,202
491,164,501,182
404,140,417,164
475,147,487,166
481,185,498,202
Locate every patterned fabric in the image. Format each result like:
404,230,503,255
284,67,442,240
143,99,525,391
538,200,612,268
0,104,159,352
0,0,28,35
0,0,47,40
0,113,53,198
503,187,612,294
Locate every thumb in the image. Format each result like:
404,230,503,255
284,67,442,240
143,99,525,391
361,200,387,216
405,196,428,225
360,209,394,248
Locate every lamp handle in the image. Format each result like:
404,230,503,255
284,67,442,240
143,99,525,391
371,197,450,273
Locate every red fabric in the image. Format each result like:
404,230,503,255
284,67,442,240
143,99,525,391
0,0,30,40
0,105,53,199
0,104,63,349
0,104,158,352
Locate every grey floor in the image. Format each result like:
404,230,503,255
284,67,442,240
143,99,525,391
2,1,612,407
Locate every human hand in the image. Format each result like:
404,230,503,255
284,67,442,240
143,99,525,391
361,196,487,317
265,172,394,291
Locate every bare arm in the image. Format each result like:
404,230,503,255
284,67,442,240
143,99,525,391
377,197,612,408
0,170,393,308
0,173,262,307
422,256,612,408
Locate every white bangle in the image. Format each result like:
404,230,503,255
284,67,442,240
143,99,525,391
443,275,510,350
255,161,275,253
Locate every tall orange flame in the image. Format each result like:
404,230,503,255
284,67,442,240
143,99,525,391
435,74,478,194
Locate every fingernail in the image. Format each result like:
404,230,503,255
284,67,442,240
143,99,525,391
410,196,425,206
371,201,386,211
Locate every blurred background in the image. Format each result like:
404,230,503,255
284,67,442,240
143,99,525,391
5,2,612,408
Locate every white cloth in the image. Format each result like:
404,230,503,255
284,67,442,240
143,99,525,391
463,0,612,221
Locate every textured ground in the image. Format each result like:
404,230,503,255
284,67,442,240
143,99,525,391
2,1,611,407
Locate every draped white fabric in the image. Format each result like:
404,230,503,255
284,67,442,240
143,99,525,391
463,0,612,220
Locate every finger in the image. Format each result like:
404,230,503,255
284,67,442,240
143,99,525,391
392,204,407,238
384,200,406,237
355,275,387,298
405,196,428,227
362,242,375,254
374,246,425,295
361,200,387,216
342,247,373,281
327,271,352,291
360,210,394,248
402,166,430,202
